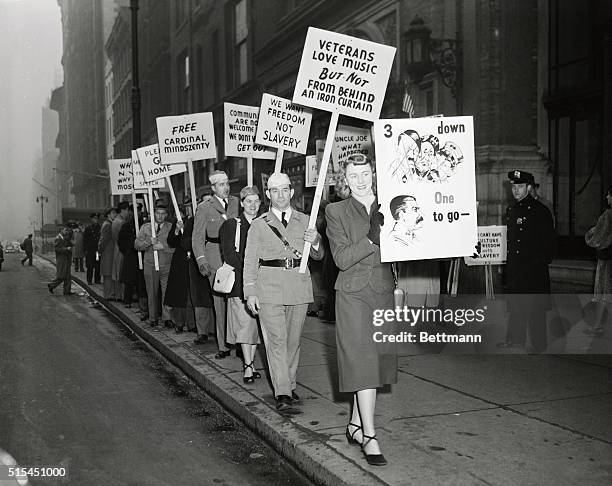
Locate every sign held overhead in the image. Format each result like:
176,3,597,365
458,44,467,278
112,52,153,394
156,112,217,164
224,103,275,159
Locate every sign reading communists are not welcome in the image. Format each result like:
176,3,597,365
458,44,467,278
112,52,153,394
224,102,275,159
293,27,396,121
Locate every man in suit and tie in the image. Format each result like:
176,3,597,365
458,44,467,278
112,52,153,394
192,170,240,358
243,172,324,411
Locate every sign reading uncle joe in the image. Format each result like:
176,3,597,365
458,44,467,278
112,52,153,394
292,27,396,121
156,112,216,164
224,103,275,159
373,116,478,263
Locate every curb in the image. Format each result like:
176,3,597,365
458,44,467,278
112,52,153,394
39,254,389,486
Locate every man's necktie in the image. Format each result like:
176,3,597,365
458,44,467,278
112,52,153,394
223,199,228,211
281,212,288,227
156,224,160,234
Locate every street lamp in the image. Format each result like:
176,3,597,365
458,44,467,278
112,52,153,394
36,194,49,249
403,15,461,98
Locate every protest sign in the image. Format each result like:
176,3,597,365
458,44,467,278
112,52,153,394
135,144,185,224
305,156,318,187
109,158,135,195
331,124,373,171
373,116,478,262
293,28,396,272
224,103,275,159
255,93,313,172
156,112,216,164
464,226,507,266
156,112,216,214
136,143,187,182
225,102,275,185
131,151,165,192
293,27,396,121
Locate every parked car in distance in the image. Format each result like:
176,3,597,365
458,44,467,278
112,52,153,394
5,242,22,253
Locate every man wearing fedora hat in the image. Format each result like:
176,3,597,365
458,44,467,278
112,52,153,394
243,172,323,411
192,170,240,358
499,170,555,352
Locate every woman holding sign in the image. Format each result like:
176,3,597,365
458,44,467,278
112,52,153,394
325,153,396,466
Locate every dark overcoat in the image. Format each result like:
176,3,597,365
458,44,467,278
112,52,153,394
505,194,555,293
165,217,213,308
219,214,250,299
54,234,72,279
98,219,114,277
118,218,139,285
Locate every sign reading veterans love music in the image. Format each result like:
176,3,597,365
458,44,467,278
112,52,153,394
331,124,373,172
373,116,478,263
131,150,165,191
293,27,396,121
109,158,135,195
224,103,275,159
255,94,313,154
156,112,216,164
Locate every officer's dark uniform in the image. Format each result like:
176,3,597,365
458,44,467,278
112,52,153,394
502,170,555,352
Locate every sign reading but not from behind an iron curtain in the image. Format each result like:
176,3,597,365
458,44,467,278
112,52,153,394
293,27,396,122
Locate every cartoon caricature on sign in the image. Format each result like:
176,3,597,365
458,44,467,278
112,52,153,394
374,116,478,263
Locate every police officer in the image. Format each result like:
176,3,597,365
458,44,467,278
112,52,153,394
192,170,240,358
243,172,324,411
499,170,555,352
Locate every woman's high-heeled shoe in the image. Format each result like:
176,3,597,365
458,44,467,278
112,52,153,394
244,361,261,379
345,422,362,446
361,434,387,466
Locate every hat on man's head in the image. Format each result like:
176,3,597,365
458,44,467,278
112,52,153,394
181,197,192,207
266,172,291,190
508,170,534,184
209,170,228,185
154,200,168,211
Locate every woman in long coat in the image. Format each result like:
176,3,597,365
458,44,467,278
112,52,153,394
219,186,262,384
585,185,612,335
118,207,140,308
98,207,117,299
164,206,214,336
325,153,396,467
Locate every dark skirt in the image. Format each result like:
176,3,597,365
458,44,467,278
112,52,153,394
335,283,397,393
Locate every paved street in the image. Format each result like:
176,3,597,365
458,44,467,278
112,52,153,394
0,253,313,486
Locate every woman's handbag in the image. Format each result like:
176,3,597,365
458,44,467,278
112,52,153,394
214,263,235,293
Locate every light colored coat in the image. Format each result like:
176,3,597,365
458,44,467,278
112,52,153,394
192,195,239,271
111,215,125,281
243,208,324,305
134,221,174,269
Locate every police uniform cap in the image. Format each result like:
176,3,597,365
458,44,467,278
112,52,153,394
508,170,533,184
266,172,291,189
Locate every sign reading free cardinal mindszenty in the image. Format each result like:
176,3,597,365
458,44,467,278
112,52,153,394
156,112,217,164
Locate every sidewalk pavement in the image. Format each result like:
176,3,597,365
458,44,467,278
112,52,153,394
41,256,612,486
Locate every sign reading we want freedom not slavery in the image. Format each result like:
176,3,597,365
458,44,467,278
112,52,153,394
373,116,478,263
255,94,313,154
293,27,396,121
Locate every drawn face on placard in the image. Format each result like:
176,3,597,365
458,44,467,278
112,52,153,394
416,138,437,175
345,160,373,198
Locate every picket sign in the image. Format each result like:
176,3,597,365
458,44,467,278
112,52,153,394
293,27,396,272
156,113,217,216
255,93,312,174
148,187,159,271
108,158,135,195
